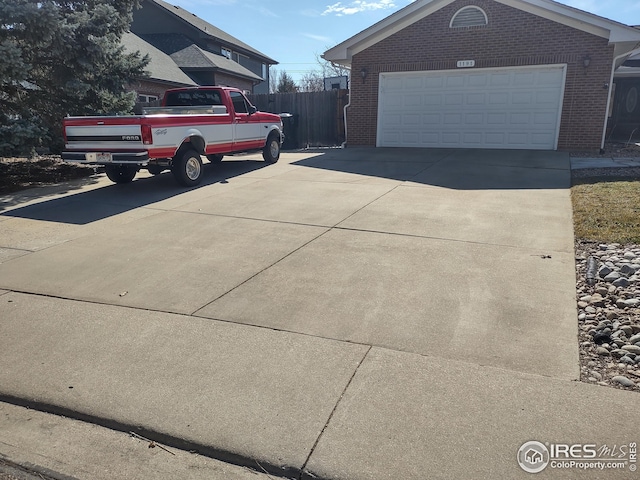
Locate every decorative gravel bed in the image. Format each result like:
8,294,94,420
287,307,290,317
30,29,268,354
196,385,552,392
575,243,640,392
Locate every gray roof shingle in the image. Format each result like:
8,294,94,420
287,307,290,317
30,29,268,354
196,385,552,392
141,33,263,82
122,31,196,86
149,0,277,65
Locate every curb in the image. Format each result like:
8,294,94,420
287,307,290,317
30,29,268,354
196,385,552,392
0,394,302,480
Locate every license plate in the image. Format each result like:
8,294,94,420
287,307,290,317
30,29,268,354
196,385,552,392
86,152,112,163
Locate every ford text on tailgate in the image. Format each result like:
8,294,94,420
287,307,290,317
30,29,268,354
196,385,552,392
62,86,284,187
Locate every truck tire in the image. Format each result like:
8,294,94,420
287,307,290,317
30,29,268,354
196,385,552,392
172,149,204,187
262,133,280,163
105,165,137,184
206,154,224,163
147,165,165,175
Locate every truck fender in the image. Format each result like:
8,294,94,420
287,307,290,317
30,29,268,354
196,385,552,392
266,126,283,144
176,130,206,157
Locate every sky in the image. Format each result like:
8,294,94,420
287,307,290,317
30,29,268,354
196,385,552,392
166,0,640,83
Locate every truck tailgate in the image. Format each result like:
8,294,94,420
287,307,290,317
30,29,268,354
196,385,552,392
65,123,144,151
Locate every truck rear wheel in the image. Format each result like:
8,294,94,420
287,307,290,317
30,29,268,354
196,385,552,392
262,133,280,163
147,164,165,175
172,149,204,187
105,165,137,184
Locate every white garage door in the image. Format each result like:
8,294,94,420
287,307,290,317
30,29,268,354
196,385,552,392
377,65,566,150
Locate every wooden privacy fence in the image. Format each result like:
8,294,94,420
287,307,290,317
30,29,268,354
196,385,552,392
248,90,349,149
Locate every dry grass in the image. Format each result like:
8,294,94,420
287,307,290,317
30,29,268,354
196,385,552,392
572,176,640,244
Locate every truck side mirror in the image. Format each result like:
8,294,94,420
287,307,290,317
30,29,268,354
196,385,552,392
248,105,257,115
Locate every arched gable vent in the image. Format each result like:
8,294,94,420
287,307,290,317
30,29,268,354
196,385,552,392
450,6,488,28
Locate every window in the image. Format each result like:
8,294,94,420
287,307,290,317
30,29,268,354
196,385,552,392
450,6,488,28
163,90,222,107
230,51,249,65
137,94,158,103
230,91,248,114
221,47,232,59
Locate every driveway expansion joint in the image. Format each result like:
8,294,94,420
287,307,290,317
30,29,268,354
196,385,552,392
301,346,372,475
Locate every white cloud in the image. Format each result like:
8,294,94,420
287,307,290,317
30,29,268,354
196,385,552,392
303,33,333,43
322,0,398,16
255,6,279,17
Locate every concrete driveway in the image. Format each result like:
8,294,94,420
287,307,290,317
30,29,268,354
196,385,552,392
0,149,637,479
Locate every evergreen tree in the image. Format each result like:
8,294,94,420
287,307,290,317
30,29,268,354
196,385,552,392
276,70,298,93
0,0,149,155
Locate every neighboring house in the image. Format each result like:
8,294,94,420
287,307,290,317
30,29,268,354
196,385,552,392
610,46,640,143
129,0,277,95
122,31,197,105
323,0,640,151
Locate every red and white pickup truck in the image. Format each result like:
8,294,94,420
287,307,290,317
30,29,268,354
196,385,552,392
61,86,283,186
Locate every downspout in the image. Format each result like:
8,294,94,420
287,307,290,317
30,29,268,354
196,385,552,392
341,89,351,149
601,46,640,152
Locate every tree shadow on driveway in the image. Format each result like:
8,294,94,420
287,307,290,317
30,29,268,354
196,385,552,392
0,160,271,225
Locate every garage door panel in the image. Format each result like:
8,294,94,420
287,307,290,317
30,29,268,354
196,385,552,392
446,75,465,87
510,112,531,124
404,114,420,125
423,113,441,124
462,132,483,144
514,72,536,86
468,74,488,87
513,92,534,105
487,113,507,125
377,65,566,150
445,94,464,105
534,112,558,125
467,93,486,105
402,131,420,144
508,132,529,145
424,94,443,106
488,92,509,105
444,113,462,124
381,114,402,126
442,132,461,144
539,70,564,84
405,77,423,89
465,113,484,125
536,90,562,104
532,133,555,146
422,132,440,144
485,132,506,144
490,73,511,86
425,77,444,88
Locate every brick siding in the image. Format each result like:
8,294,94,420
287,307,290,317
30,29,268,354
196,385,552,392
131,80,172,99
348,0,613,150
214,72,255,93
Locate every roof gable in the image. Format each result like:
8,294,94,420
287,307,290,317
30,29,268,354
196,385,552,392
121,32,196,86
148,0,277,65
141,34,263,82
324,0,640,65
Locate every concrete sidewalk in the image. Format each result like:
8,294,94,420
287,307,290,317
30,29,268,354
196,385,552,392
0,149,638,479
570,156,640,169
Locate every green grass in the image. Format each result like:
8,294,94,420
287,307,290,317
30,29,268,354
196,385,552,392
571,176,640,244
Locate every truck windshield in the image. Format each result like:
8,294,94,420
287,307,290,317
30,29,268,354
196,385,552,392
164,90,223,106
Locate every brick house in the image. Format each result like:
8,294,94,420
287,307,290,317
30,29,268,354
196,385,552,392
128,0,277,99
122,31,197,105
323,0,640,151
